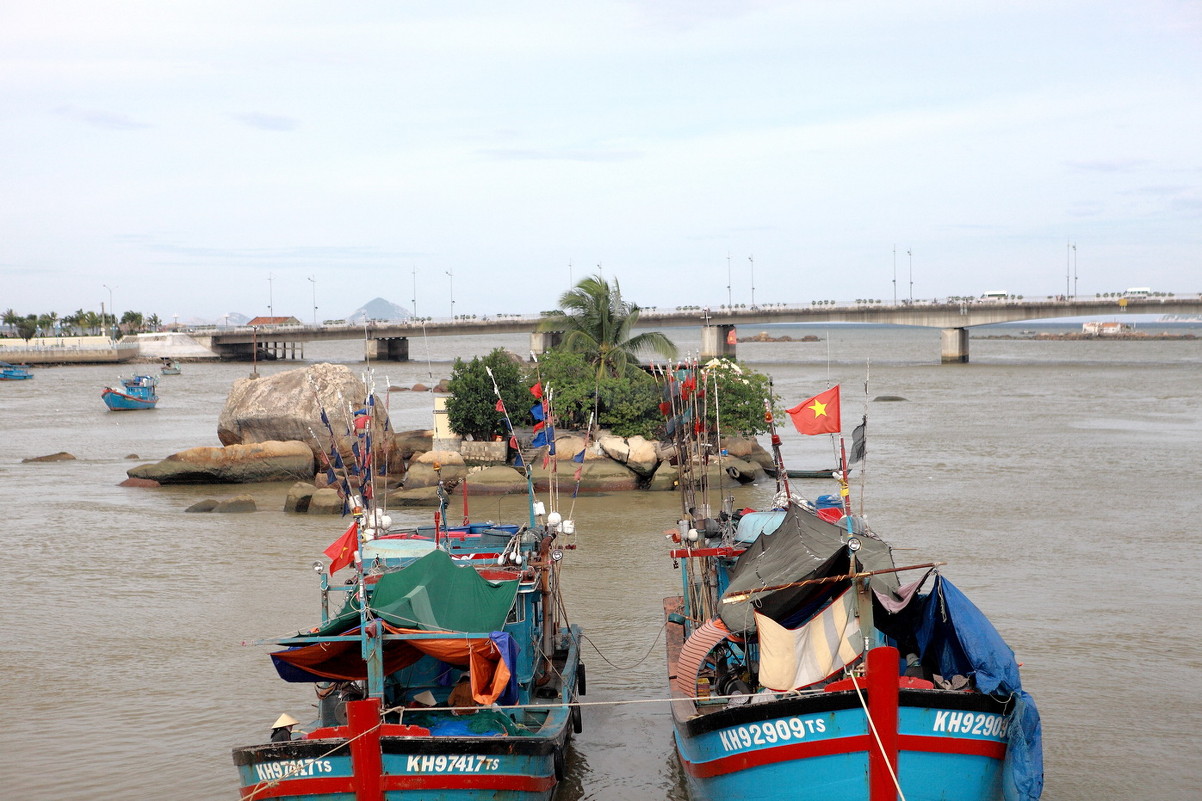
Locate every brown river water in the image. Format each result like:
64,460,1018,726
1,325,1199,800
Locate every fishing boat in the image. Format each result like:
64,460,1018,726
101,374,159,410
1,361,34,380
232,376,585,801
785,467,840,480
661,378,1042,801
160,358,182,375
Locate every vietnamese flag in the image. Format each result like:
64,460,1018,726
323,521,359,573
530,382,543,399
495,398,506,413
786,386,841,435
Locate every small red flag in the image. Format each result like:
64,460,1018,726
786,386,841,435
323,521,359,573
529,382,543,399
495,399,506,413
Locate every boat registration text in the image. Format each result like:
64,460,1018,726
406,754,501,773
718,716,828,752
932,710,1008,738
253,759,333,782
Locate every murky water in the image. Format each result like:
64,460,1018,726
1,326,1199,800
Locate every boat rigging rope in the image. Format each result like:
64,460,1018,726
848,675,908,801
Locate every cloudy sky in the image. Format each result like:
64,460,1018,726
2,1,1199,323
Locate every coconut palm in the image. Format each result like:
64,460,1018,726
539,274,677,378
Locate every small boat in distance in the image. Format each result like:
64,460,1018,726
160,358,181,375
785,467,841,479
101,374,159,410
1,362,34,380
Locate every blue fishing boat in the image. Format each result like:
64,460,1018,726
101,374,159,410
0,361,34,380
661,377,1042,801
232,382,584,801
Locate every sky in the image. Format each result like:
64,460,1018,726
2,1,1199,324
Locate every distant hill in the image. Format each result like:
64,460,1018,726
345,298,411,323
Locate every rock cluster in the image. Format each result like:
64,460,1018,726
118,362,779,514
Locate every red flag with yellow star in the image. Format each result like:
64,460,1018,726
786,386,841,435
323,521,359,573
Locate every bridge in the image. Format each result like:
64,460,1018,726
191,295,1202,364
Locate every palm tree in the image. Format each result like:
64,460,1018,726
539,274,677,378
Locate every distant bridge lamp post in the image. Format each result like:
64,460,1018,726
907,250,913,302
102,283,115,338
308,275,317,326
446,270,454,319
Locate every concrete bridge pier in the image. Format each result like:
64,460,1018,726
700,325,737,360
368,337,410,361
530,330,562,359
941,328,970,363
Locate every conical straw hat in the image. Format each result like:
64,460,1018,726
414,691,436,706
273,713,299,728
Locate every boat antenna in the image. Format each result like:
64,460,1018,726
763,396,792,503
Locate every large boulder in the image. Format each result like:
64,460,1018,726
530,459,639,492
597,434,660,478
217,363,398,469
127,440,316,484
463,465,527,495
721,435,774,474
403,450,467,489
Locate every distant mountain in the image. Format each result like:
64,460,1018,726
224,312,251,326
346,298,412,323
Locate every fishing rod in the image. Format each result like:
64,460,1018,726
722,562,946,603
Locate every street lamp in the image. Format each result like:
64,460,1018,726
907,250,913,302
268,272,274,317
411,266,418,318
102,283,115,338
1073,243,1078,298
748,255,756,308
892,245,897,305
727,253,732,308
308,275,317,326
445,270,454,318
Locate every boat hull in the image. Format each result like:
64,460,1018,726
101,388,158,410
673,686,1010,801
233,700,571,801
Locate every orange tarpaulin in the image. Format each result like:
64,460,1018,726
271,623,512,705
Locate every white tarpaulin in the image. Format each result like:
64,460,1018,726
754,587,863,690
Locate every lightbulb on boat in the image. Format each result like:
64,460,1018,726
533,501,546,516
846,537,861,552
547,511,562,528
562,519,575,535
687,528,700,542
311,561,324,573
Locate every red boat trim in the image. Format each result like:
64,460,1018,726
240,776,351,799
680,733,1006,779
899,733,1006,760
382,774,556,791
681,734,874,777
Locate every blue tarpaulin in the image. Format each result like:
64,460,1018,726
917,576,1044,801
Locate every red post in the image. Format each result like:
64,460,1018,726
346,697,384,801
867,645,900,801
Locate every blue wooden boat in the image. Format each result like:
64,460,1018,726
101,374,159,410
0,361,34,380
232,391,584,801
662,384,1042,801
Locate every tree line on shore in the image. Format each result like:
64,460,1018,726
1,308,163,340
